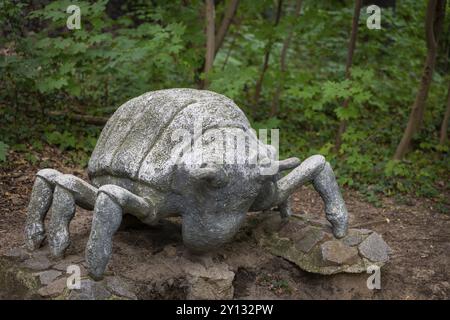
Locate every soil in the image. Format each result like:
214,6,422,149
1,147,449,299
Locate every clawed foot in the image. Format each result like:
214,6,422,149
24,170,95,259
48,228,71,258
325,203,348,239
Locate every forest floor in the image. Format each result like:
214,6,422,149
0,146,449,299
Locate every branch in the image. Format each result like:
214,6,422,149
203,0,216,88
439,81,450,144
345,0,362,77
280,0,302,72
425,0,438,49
214,0,240,55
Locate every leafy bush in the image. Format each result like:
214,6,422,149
0,141,8,162
0,0,448,203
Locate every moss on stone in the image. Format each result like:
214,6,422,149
0,257,41,298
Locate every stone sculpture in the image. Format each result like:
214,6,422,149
24,88,348,280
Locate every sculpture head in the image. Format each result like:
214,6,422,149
171,128,275,252
172,162,267,252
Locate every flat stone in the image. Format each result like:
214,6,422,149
38,277,67,297
293,214,333,229
321,240,359,265
4,247,30,262
278,220,308,242
23,255,52,270
342,229,368,246
254,215,391,275
52,256,84,271
358,233,391,263
185,263,235,300
105,276,137,300
67,279,111,300
36,270,62,285
295,227,326,253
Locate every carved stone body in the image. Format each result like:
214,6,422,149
25,89,348,280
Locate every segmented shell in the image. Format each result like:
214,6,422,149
88,89,250,191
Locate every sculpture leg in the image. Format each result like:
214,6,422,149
312,161,348,238
250,157,300,215
25,169,60,250
276,155,348,238
276,157,299,218
47,174,98,258
86,185,155,280
278,196,293,219
47,186,75,258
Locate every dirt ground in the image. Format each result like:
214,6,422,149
1,147,449,299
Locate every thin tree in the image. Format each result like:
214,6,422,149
270,0,303,116
393,0,446,160
202,0,215,89
215,0,240,56
221,19,242,70
334,0,362,152
201,0,240,88
253,0,284,108
439,81,450,144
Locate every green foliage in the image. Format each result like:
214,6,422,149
45,131,77,150
0,141,8,162
43,124,99,155
0,0,448,204
1,0,193,115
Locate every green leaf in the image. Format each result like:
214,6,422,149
335,104,359,120
0,141,9,162
322,80,351,102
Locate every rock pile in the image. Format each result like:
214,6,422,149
0,213,391,299
254,214,392,274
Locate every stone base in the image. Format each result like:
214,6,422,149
254,213,392,275
0,213,391,299
0,246,234,300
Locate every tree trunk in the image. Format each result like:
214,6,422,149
270,0,303,117
222,29,238,70
202,0,215,89
215,0,240,56
253,0,283,109
334,0,362,152
253,47,271,108
393,0,446,160
439,82,450,144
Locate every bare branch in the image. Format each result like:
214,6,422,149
215,0,240,55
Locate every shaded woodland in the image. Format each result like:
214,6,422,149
0,0,449,208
